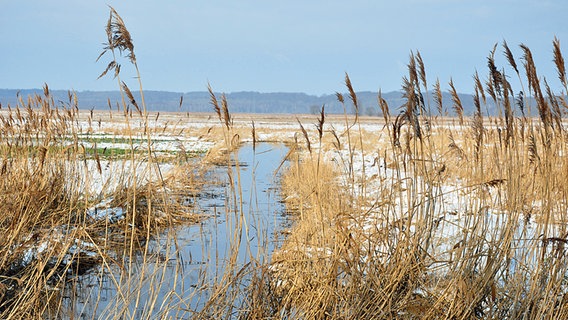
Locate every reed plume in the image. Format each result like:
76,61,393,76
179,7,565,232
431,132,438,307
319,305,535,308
528,132,540,165
121,81,141,116
407,51,419,88
544,78,562,130
402,76,421,140
378,89,390,123
208,83,221,122
487,44,503,97
553,36,566,88
316,105,325,142
100,7,135,64
221,94,232,129
502,40,519,75
472,88,484,161
392,113,406,148
344,73,359,116
521,44,551,130
96,7,136,79
416,51,427,91
297,119,312,154
473,71,487,105
330,128,341,150
516,91,525,117
336,92,344,104
501,71,514,146
433,78,443,116
448,78,464,125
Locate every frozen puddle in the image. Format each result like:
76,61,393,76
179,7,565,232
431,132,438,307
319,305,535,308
61,143,290,318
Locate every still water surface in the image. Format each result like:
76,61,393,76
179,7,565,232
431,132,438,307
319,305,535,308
64,143,289,319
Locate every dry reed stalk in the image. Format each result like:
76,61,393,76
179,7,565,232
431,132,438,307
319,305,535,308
330,128,341,150
251,120,256,152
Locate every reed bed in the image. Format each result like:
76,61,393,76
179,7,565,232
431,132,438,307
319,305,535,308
188,40,568,318
3,6,568,319
262,41,568,319
0,8,209,318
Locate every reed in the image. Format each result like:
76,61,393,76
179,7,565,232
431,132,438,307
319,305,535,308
268,39,568,319
0,8,208,318
4,8,568,318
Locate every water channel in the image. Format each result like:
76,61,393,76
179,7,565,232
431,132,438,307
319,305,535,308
64,143,290,319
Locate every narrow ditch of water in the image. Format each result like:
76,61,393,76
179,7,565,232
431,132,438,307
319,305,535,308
63,143,290,318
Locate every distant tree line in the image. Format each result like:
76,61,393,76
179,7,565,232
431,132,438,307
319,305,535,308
0,89,506,116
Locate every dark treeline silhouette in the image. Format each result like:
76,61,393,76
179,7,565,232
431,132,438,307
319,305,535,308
0,89,506,116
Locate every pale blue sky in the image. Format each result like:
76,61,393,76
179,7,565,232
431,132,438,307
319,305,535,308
1,1,566,95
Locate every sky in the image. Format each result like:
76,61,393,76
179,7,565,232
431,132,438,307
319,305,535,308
1,1,567,95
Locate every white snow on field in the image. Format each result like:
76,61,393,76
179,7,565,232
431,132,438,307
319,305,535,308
295,143,564,280
16,226,99,270
62,159,173,197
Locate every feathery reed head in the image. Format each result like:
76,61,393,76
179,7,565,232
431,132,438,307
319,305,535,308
407,51,419,88
106,6,135,63
520,43,537,93
502,40,519,75
487,43,502,96
96,6,136,81
208,83,221,121
336,92,344,104
121,81,141,116
473,71,487,105
433,78,443,116
221,94,232,129
416,51,427,90
553,36,566,87
378,89,391,123
297,118,311,154
448,78,463,124
344,73,359,115
316,105,325,142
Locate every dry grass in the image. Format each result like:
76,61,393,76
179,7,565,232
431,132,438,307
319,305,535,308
0,91,210,318
0,8,211,318
263,40,568,319
3,6,568,319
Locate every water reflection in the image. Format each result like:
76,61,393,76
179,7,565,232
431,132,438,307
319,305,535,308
62,143,289,319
